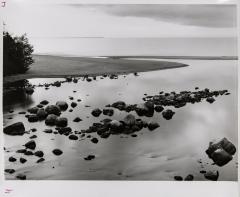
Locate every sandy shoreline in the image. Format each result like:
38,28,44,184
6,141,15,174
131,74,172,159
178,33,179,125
3,55,188,83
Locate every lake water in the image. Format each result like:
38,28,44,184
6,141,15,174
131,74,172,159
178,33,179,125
3,59,238,181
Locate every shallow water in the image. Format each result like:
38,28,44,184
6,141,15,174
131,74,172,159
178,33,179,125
3,59,238,181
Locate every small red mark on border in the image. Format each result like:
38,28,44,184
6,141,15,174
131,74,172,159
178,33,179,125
1,1,6,7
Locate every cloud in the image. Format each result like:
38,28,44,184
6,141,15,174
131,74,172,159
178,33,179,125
69,4,237,28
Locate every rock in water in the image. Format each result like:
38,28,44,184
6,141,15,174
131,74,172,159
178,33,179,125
28,115,39,122
103,109,114,116
9,157,17,162
37,158,45,163
69,135,78,140
174,176,183,181
73,117,82,122
52,149,63,156
111,101,126,110
45,114,58,126
91,138,99,144
148,121,160,131
184,174,194,181
123,114,136,126
162,109,175,120
34,151,44,158
71,102,77,108
16,174,26,180
91,108,102,117
24,140,36,150
206,97,215,104
5,169,15,174
25,87,34,95
4,122,25,136
20,158,27,164
55,117,68,127
40,100,49,105
204,171,219,181
28,107,39,114
45,105,61,116
36,109,48,120
56,101,68,111
206,138,236,166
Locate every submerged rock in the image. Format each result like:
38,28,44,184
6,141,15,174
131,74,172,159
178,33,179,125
71,102,77,108
91,138,99,144
43,129,53,133
206,138,236,166
204,170,219,181
174,176,183,181
36,158,45,163
40,100,49,105
206,97,215,104
4,122,25,136
56,101,68,111
184,174,194,181
112,101,126,110
154,105,164,112
84,155,95,160
9,157,17,162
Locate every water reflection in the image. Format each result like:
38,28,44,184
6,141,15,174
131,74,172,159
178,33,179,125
3,59,238,181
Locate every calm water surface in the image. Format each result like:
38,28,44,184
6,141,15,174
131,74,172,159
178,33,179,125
3,59,238,180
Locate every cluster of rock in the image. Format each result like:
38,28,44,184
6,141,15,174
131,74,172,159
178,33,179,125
143,88,229,108
206,138,236,166
82,114,160,139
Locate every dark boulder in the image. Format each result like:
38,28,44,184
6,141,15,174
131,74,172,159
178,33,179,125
204,170,219,181
91,138,99,144
40,100,49,105
71,102,77,108
55,117,68,127
73,117,82,122
91,108,102,117
4,122,25,136
69,135,78,140
84,155,95,160
162,109,175,120
53,81,61,87
16,174,26,180
43,129,53,133
174,176,183,181
25,87,34,95
36,158,45,163
28,115,39,122
24,150,34,155
9,157,17,162
56,101,68,111
148,121,160,131
206,138,236,166
34,151,44,157
27,107,39,114
57,127,72,135
103,108,114,116
29,135,37,139
52,149,63,156
45,114,58,126
45,105,61,116
5,169,15,174
36,109,48,120
123,114,136,126
184,174,194,181
206,97,215,104
154,105,164,112
20,157,27,164
112,101,126,110
24,140,36,150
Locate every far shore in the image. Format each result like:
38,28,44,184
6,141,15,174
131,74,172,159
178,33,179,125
3,55,189,83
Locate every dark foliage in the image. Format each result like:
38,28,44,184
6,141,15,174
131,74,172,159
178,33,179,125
3,32,34,76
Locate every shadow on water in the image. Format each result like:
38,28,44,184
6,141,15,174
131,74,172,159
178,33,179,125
3,80,34,111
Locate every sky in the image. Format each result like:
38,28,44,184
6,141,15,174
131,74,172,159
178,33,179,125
2,1,238,55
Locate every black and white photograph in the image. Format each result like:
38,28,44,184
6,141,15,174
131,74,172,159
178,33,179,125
2,1,238,182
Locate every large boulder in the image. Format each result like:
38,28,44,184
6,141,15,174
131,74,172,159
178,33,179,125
135,102,154,117
4,122,25,136
55,117,68,127
206,138,236,166
45,114,58,126
103,109,114,116
25,87,34,95
56,101,68,111
148,121,160,131
109,120,124,133
45,105,61,116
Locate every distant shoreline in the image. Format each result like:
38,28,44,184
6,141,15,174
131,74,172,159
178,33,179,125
3,55,189,83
